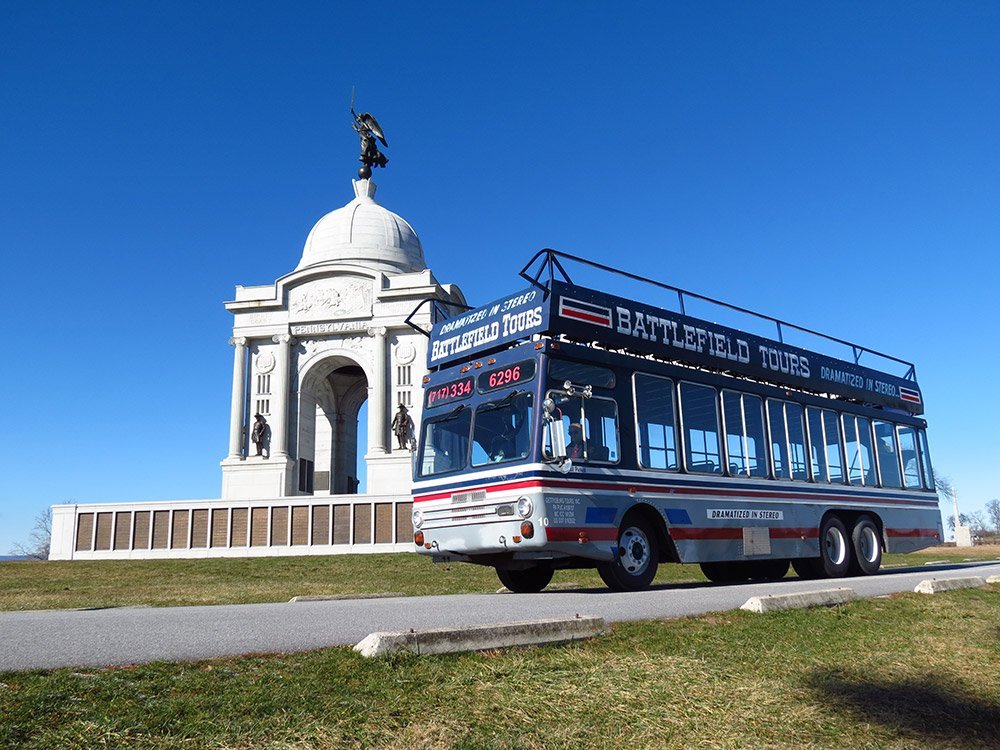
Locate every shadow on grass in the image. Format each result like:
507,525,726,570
808,669,1000,749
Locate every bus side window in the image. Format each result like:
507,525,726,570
634,374,677,470
823,410,845,483
722,391,766,478
844,415,875,486
897,425,922,488
918,429,935,490
767,399,789,480
584,397,619,463
680,382,722,474
785,403,808,481
874,420,902,488
806,407,829,482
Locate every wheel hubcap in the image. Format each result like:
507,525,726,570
859,527,879,563
825,527,847,566
619,527,650,574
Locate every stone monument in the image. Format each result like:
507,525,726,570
220,110,464,498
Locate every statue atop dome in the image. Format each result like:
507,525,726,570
351,97,389,180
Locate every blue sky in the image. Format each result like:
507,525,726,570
2,1,998,552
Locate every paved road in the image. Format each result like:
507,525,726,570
2,560,998,672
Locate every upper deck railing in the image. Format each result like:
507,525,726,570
519,248,916,380
413,249,925,415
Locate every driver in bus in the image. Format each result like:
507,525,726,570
566,422,588,459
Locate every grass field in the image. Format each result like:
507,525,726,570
1,545,997,612
1,584,998,749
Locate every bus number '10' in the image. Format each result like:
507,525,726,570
488,366,520,389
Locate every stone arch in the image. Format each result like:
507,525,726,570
296,352,370,495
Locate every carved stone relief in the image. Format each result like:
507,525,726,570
255,351,276,374
296,335,372,371
394,341,416,365
288,278,372,321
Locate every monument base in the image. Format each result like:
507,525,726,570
365,449,415,494
221,455,296,499
955,525,975,547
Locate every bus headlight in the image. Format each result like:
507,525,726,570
412,509,424,529
516,496,533,519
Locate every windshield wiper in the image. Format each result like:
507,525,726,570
483,389,522,410
438,403,468,422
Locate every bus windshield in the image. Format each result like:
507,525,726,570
418,391,534,477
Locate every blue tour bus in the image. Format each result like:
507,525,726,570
409,250,942,592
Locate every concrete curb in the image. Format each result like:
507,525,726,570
289,593,405,603
914,576,986,594
987,575,1000,584
740,587,855,613
354,615,608,657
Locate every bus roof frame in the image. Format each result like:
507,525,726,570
519,248,916,379
422,249,924,415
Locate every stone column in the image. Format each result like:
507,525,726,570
368,326,387,453
227,337,248,459
271,333,295,459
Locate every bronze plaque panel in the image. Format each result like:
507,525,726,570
333,505,350,544
132,511,151,550
311,505,330,545
75,513,94,552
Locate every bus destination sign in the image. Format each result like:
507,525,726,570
425,376,474,408
428,288,548,369
478,360,537,393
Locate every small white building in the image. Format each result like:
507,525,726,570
50,178,464,560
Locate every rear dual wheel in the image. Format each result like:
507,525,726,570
792,514,881,579
849,515,882,576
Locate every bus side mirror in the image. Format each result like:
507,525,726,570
545,419,567,459
542,398,566,458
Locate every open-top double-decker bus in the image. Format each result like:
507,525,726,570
409,250,942,592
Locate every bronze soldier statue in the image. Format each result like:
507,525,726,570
391,404,414,451
251,413,271,459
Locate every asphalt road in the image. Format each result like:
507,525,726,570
2,560,998,673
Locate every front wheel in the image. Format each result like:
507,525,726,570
496,565,553,593
598,516,659,591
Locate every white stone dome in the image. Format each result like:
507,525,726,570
296,179,426,274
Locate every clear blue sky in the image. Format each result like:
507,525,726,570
2,1,998,552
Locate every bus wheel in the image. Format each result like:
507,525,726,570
791,557,824,579
700,561,751,583
818,515,851,577
496,565,553,593
598,517,659,591
792,516,851,579
749,559,790,581
848,515,882,576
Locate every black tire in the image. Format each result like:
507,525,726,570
848,515,882,576
496,565,553,593
749,558,790,581
791,557,824,579
598,515,659,591
818,515,851,578
700,561,752,583
792,516,852,579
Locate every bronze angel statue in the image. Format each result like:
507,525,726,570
352,104,388,179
